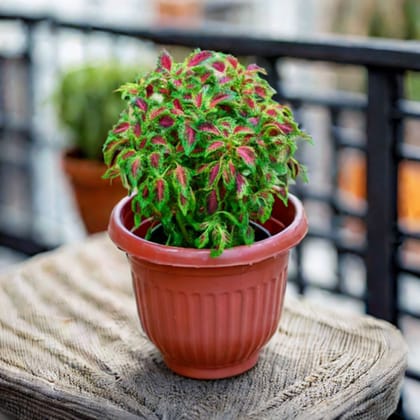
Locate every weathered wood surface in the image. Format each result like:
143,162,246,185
0,234,407,419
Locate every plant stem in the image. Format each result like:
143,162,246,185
176,212,191,245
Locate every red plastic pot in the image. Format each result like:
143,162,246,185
109,194,307,379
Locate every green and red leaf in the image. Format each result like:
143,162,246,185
255,85,267,98
244,98,256,110
155,179,166,202
234,126,253,135
130,157,141,178
237,146,256,166
159,50,172,71
220,120,233,129
121,149,136,160
246,63,267,74
133,123,141,137
228,160,236,177
212,61,226,72
151,136,166,145
102,165,120,179
199,122,220,135
177,193,188,216
146,84,153,98
173,98,183,113
113,122,130,134
236,173,247,196
277,122,293,134
195,229,209,249
226,55,238,68
222,164,235,186
210,93,231,108
159,115,174,127
150,107,166,120
208,190,218,214
210,225,231,257
135,98,148,112
103,137,129,165
200,72,211,83
150,152,160,168
264,107,279,117
174,164,188,189
207,141,225,153
187,50,212,67
209,163,220,184
219,76,232,84
195,92,203,108
185,124,196,147
287,158,300,177
196,163,208,174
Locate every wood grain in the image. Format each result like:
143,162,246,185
0,234,407,419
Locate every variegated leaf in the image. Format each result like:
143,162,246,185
187,50,212,67
237,146,256,166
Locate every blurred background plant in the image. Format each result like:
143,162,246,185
56,63,139,161
56,63,146,234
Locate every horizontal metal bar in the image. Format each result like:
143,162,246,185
406,369,420,382
2,12,420,70
395,99,420,119
399,228,420,241
398,264,420,278
0,231,53,256
336,139,366,152
0,157,28,169
396,143,420,163
280,88,366,111
0,123,31,137
399,308,420,320
300,190,335,206
299,190,366,219
288,276,366,301
331,126,366,151
306,229,366,257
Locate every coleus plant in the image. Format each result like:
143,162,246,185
103,49,310,256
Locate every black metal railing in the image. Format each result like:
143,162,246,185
1,12,420,418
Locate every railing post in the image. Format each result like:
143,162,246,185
365,68,402,325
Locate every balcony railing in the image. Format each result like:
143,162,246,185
1,12,420,418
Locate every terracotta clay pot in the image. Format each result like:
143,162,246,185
62,151,126,234
109,194,307,379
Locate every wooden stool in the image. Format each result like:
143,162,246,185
0,235,407,419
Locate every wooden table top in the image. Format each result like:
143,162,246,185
0,234,407,419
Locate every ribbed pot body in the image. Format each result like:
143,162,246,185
109,195,307,379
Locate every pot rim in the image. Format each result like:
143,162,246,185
108,194,308,267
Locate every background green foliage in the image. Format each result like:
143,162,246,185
56,64,141,160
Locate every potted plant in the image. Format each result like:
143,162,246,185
104,49,310,379
57,64,139,234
